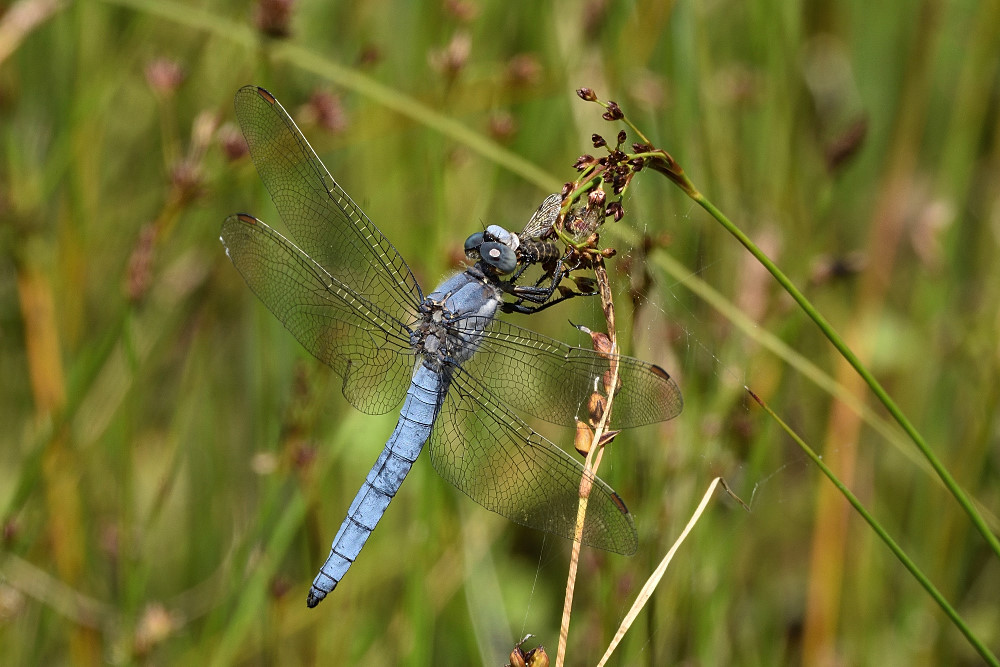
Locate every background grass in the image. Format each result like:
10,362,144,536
2,0,999,664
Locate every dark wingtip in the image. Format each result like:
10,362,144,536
650,362,684,417
610,491,639,555
256,86,277,104
610,489,630,516
235,213,258,225
649,363,672,381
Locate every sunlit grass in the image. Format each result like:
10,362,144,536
2,0,999,664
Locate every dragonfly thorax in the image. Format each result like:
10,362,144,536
410,306,450,371
413,268,503,370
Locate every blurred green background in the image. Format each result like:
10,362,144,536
2,0,999,664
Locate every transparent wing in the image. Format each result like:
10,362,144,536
233,85,423,316
221,213,414,414
520,193,562,240
460,318,682,429
429,369,637,555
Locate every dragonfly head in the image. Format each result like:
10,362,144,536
464,225,519,275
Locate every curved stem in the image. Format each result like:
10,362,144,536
748,390,999,667
692,192,1000,561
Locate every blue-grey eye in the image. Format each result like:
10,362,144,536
479,241,516,273
464,231,485,257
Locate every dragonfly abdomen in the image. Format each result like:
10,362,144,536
518,239,562,268
306,364,444,607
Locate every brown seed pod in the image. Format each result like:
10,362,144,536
574,420,594,456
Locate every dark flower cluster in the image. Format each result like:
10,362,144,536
557,90,656,240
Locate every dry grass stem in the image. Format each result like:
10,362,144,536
596,478,723,667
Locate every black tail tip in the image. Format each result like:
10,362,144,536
306,591,323,608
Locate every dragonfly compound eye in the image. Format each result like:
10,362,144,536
479,241,517,273
464,231,485,259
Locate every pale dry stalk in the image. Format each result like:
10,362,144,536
555,261,620,667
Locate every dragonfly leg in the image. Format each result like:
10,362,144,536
500,256,599,314
500,287,599,314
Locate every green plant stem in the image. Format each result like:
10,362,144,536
687,190,1000,562
747,390,999,667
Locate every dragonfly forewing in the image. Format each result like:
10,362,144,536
221,213,415,414
233,86,423,319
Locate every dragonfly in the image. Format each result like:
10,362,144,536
220,85,683,609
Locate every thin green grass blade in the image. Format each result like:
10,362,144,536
746,389,998,667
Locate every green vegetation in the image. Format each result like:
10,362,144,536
2,0,998,664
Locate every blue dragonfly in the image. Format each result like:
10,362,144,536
221,86,683,608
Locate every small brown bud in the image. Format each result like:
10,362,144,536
589,330,613,355
358,44,381,66
291,442,317,470
3,518,19,544
576,87,598,101
587,392,607,423
617,129,627,144
218,124,248,161
254,0,297,38
506,53,541,86
526,646,550,667
145,59,185,96
602,369,622,395
169,159,204,204
572,154,595,171
824,116,868,172
607,201,624,221
306,90,348,133
445,0,478,21
591,133,606,148
574,420,594,456
270,574,292,600
429,31,471,78
125,223,157,303
488,111,517,142
602,101,624,121
612,171,631,195
566,215,584,236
